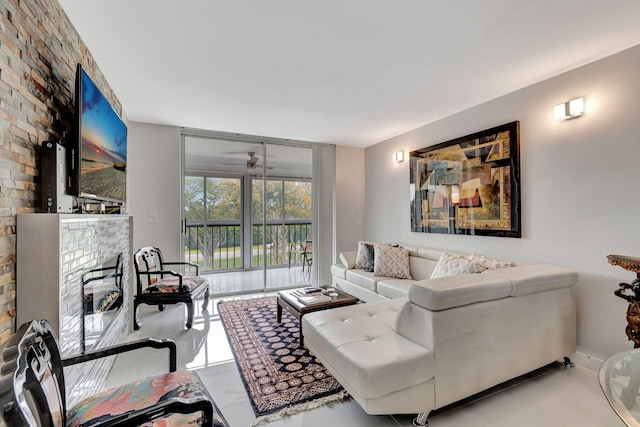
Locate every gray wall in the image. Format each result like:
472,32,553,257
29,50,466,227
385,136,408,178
128,123,344,285
335,145,365,257
128,122,183,260
364,44,640,360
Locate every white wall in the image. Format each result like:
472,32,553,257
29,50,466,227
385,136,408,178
335,145,365,257
365,44,640,360
128,122,183,260
128,123,354,284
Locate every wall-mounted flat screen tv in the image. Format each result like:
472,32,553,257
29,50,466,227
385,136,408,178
70,64,127,204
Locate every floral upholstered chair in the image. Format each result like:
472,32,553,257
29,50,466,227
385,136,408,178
133,246,210,330
0,319,229,426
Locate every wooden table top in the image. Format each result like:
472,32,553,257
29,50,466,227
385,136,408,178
608,254,640,274
278,286,359,314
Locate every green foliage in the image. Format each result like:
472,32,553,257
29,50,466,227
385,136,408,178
184,175,312,271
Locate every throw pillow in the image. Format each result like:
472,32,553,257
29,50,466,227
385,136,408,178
355,241,399,269
469,254,516,271
430,252,483,278
374,245,412,279
364,244,375,272
355,241,373,269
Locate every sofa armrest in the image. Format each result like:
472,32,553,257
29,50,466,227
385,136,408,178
339,251,357,269
394,300,434,350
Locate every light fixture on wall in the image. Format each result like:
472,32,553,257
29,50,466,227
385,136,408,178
554,97,584,120
392,151,404,162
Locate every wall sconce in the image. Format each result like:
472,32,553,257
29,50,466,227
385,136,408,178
392,151,404,162
554,97,584,120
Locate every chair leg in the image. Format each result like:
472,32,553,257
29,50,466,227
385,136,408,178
158,304,165,311
202,288,210,311
185,300,194,329
133,300,141,330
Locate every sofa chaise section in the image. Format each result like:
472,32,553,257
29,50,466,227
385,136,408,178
304,263,577,426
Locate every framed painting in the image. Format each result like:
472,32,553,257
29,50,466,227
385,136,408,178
410,121,520,237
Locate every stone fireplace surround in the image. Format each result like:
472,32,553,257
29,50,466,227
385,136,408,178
17,214,132,406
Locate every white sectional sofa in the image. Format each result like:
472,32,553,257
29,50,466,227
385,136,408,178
303,244,577,426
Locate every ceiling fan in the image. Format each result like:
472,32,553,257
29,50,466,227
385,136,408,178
246,152,274,170
247,152,260,168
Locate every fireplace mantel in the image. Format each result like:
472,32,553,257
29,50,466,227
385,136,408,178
16,213,132,405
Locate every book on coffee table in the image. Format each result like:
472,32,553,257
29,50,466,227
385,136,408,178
297,294,332,305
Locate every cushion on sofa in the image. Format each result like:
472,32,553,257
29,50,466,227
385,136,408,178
374,245,412,279
331,263,348,280
345,269,379,292
377,279,413,299
408,274,512,310
431,252,484,278
409,256,439,281
355,241,375,269
487,265,578,297
301,299,434,400
339,251,357,269
355,241,397,269
364,244,376,272
416,247,446,261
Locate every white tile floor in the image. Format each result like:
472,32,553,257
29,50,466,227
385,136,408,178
107,301,625,427
206,266,312,296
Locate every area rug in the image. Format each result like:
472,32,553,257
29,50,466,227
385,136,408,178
218,297,348,425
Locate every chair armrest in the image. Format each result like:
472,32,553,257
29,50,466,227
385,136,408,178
162,261,200,275
61,338,177,372
142,270,182,277
94,398,215,427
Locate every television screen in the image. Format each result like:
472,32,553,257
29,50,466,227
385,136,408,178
73,64,127,203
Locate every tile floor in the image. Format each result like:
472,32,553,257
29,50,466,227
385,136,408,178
108,300,625,427
207,266,312,296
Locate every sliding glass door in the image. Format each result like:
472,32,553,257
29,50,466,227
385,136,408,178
182,132,314,296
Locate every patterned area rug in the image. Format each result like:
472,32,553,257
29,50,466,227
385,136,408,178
218,297,348,425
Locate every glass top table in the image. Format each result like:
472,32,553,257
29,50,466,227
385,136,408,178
600,349,640,426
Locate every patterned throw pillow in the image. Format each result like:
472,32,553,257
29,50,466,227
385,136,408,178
374,245,412,279
355,241,372,269
469,254,516,271
364,244,375,272
430,252,483,278
355,241,398,269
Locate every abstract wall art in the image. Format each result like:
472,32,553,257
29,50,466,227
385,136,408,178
410,121,521,237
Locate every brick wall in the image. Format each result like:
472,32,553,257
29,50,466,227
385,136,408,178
0,0,122,343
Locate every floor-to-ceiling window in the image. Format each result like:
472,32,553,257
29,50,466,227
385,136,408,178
182,132,315,295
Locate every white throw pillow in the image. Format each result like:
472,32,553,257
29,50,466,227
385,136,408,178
374,245,412,279
469,254,516,271
431,252,483,278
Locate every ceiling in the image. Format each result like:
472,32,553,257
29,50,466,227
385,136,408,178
58,0,640,148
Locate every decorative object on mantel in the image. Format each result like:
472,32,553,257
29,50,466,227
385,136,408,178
607,254,640,347
218,297,348,426
409,121,521,237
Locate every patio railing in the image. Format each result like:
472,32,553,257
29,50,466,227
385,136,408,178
184,220,312,271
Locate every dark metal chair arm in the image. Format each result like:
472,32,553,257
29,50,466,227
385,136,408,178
161,261,200,275
141,270,183,278
90,398,214,427
91,398,213,427
61,338,177,372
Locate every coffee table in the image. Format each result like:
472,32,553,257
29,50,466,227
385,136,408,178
600,348,640,426
277,286,359,348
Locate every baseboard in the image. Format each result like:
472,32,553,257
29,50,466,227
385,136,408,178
569,351,604,371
